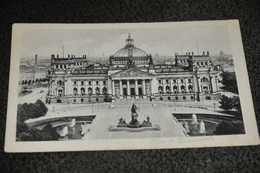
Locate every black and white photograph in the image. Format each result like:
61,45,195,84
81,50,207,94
5,20,259,152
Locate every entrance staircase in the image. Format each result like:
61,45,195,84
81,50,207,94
113,98,152,105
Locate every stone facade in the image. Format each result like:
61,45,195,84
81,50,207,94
46,34,221,104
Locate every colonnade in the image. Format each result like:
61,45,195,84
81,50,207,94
111,79,151,97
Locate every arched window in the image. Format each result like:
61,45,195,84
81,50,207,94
102,87,107,94
81,87,85,95
173,85,178,93
73,88,77,96
160,97,163,100
95,87,100,95
88,87,92,95
188,85,193,93
181,85,185,93
166,85,170,94
158,86,163,94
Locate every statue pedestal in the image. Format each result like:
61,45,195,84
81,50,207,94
128,113,140,128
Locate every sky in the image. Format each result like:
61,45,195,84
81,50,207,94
20,24,232,59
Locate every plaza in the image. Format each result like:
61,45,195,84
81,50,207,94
24,98,238,140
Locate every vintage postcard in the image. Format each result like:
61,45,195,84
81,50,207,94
5,20,259,152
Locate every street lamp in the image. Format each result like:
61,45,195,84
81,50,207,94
89,98,93,113
174,95,176,111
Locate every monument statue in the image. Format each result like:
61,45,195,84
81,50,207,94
131,103,138,114
117,103,152,128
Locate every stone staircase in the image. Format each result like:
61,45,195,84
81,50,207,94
113,98,152,105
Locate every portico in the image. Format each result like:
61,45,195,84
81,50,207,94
111,78,152,99
110,68,153,99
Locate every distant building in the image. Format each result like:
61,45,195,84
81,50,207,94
46,34,221,104
19,55,47,85
223,64,235,72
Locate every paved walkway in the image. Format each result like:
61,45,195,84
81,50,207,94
27,98,236,140
83,104,186,140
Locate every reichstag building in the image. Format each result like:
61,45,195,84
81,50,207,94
46,34,221,104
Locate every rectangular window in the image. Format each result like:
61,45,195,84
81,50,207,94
96,81,99,85
88,81,91,85
74,81,77,85
81,81,84,85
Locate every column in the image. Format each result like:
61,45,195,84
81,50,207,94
77,81,81,95
107,78,112,95
161,78,164,94
64,80,67,95
100,82,103,95
135,80,139,96
170,78,173,93
127,80,130,96
142,80,146,95
54,81,57,96
197,77,202,92
51,80,54,96
185,78,188,93
67,78,72,95
92,80,96,95
85,80,88,95
112,80,115,96
215,76,219,91
177,78,180,93
209,76,213,93
150,79,158,95
119,80,123,96
193,75,198,93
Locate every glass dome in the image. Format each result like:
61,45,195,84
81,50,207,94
113,46,148,58
113,34,149,58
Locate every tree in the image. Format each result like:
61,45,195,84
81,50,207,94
220,71,238,93
17,123,59,141
219,95,234,110
219,95,241,113
34,99,48,117
17,99,48,121
16,100,52,141
213,120,245,135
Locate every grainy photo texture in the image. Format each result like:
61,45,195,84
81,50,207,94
5,21,259,152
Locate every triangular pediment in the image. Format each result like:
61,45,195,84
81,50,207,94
111,68,153,78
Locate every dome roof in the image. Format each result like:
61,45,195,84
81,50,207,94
112,34,149,58
113,46,148,58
